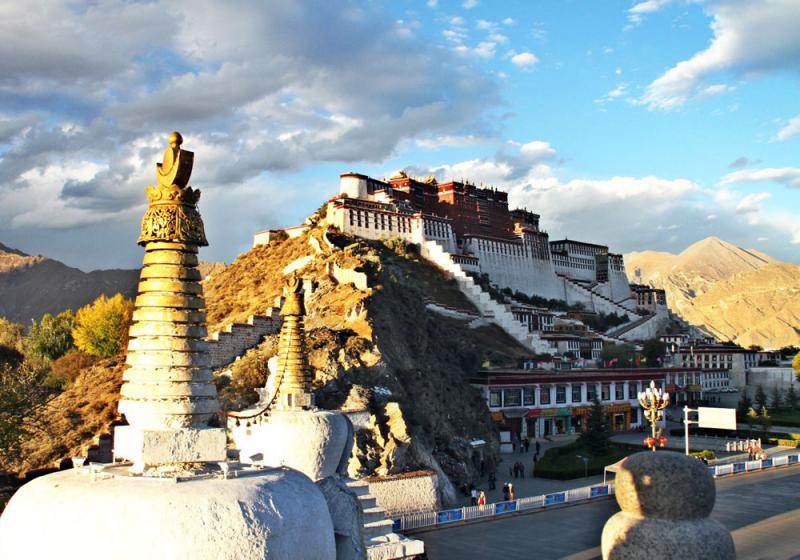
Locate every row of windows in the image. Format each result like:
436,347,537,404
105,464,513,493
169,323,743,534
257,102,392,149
470,238,526,257
348,209,413,233
423,219,451,239
489,381,662,408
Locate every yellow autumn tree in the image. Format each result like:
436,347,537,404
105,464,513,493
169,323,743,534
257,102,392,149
72,294,134,358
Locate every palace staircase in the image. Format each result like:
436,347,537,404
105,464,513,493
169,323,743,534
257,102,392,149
205,296,284,369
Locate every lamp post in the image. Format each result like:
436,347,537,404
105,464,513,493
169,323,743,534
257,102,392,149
638,380,670,451
577,455,589,478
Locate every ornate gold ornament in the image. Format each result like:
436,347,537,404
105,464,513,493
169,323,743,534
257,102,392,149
138,132,207,246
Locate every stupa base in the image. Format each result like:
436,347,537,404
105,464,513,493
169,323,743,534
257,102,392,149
0,467,336,560
114,425,226,470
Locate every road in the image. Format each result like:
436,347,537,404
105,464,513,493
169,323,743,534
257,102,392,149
417,466,800,560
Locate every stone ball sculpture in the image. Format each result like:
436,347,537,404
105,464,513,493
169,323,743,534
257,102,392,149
601,451,735,560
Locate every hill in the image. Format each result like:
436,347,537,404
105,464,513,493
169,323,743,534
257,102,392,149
0,244,139,325
626,237,799,349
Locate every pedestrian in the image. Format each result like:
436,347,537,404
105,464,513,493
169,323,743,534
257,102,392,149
478,490,487,506
508,483,515,501
519,462,525,479
531,454,537,477
509,465,513,477
502,483,510,501
470,485,477,506
524,439,530,453
535,440,541,454
488,471,496,490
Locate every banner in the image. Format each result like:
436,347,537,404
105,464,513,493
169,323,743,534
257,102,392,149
698,407,736,430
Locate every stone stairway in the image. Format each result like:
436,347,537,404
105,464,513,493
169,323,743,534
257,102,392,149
206,296,284,369
420,240,554,354
605,312,657,339
345,479,425,560
558,274,640,320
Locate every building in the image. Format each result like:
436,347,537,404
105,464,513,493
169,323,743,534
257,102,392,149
667,343,753,388
324,171,641,314
630,283,667,312
471,368,678,441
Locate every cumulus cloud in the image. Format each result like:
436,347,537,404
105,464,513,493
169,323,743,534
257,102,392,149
640,0,800,109
626,0,674,29
0,0,499,243
775,116,800,142
511,52,539,68
719,167,800,189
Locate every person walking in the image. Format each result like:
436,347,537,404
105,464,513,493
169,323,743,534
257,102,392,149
488,471,496,490
531,454,537,477
502,483,510,501
524,438,530,453
535,440,541,455
470,485,477,506
508,483,515,501
478,490,487,506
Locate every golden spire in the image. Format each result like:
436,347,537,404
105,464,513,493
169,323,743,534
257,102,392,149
275,274,313,409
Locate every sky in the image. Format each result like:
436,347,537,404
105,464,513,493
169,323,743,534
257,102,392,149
0,0,799,271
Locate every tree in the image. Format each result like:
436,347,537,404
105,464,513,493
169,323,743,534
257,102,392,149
578,397,610,455
601,343,636,369
754,385,768,411
0,362,47,469
770,386,784,410
757,407,772,437
72,294,134,358
749,344,763,352
23,310,75,363
642,339,667,367
737,391,753,420
785,385,798,410
793,352,800,382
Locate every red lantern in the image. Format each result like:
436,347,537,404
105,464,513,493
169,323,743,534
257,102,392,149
644,437,655,448
657,436,668,448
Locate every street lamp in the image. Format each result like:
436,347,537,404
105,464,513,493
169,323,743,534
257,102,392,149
638,380,670,451
576,455,589,478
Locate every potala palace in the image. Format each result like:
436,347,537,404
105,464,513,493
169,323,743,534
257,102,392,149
256,170,671,356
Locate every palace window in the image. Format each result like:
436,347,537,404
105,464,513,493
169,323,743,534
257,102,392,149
489,390,501,408
572,384,582,403
556,385,567,404
539,386,551,405
615,383,625,400
523,387,535,406
587,384,597,401
504,389,522,407
601,384,611,401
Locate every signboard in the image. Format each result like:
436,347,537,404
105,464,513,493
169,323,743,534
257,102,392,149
698,407,736,430
545,492,566,506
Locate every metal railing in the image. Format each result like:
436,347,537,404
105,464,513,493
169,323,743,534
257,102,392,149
394,482,615,532
394,452,800,533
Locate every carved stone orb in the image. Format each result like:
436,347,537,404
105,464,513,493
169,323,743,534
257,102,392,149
601,451,735,560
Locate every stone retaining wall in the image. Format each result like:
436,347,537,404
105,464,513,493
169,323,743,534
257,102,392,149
206,298,283,369
365,471,440,518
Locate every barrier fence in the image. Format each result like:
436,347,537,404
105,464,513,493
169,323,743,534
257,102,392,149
394,452,800,533
393,483,615,532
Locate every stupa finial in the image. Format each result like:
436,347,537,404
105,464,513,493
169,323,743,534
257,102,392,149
275,274,314,410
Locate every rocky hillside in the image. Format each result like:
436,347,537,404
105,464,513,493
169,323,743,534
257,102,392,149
0,243,139,325
205,227,529,501
626,237,800,348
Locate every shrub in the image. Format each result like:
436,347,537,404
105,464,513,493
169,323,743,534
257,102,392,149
690,450,716,461
49,351,99,387
0,362,48,468
72,294,134,358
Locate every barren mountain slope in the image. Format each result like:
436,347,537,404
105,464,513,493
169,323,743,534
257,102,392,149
0,244,139,325
626,236,798,349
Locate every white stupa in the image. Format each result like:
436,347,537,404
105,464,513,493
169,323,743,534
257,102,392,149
0,133,337,560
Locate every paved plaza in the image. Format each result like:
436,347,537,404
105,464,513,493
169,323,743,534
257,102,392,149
418,464,800,560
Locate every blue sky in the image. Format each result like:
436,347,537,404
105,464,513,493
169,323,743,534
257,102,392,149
0,0,798,270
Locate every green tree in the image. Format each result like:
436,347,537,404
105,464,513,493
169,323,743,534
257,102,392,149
757,407,772,437
793,352,800,382
785,385,798,410
0,362,47,469
754,385,768,410
745,407,758,435
770,386,783,410
737,391,753,420
642,339,667,367
601,343,636,368
72,294,134,358
23,310,75,363
578,397,610,455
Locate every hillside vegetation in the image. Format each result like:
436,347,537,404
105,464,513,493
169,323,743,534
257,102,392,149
626,236,800,349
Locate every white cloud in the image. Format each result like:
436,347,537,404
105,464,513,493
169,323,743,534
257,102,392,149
735,192,772,214
626,0,673,29
427,0,438,7
503,18,516,26
719,167,800,189
462,0,479,9
775,116,800,142
453,41,497,59
519,141,557,162
640,0,800,109
603,47,614,55
511,52,539,68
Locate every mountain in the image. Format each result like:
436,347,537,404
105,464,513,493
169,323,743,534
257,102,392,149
626,237,800,349
0,244,139,325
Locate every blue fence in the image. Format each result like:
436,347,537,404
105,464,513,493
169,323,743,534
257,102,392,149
394,452,800,533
